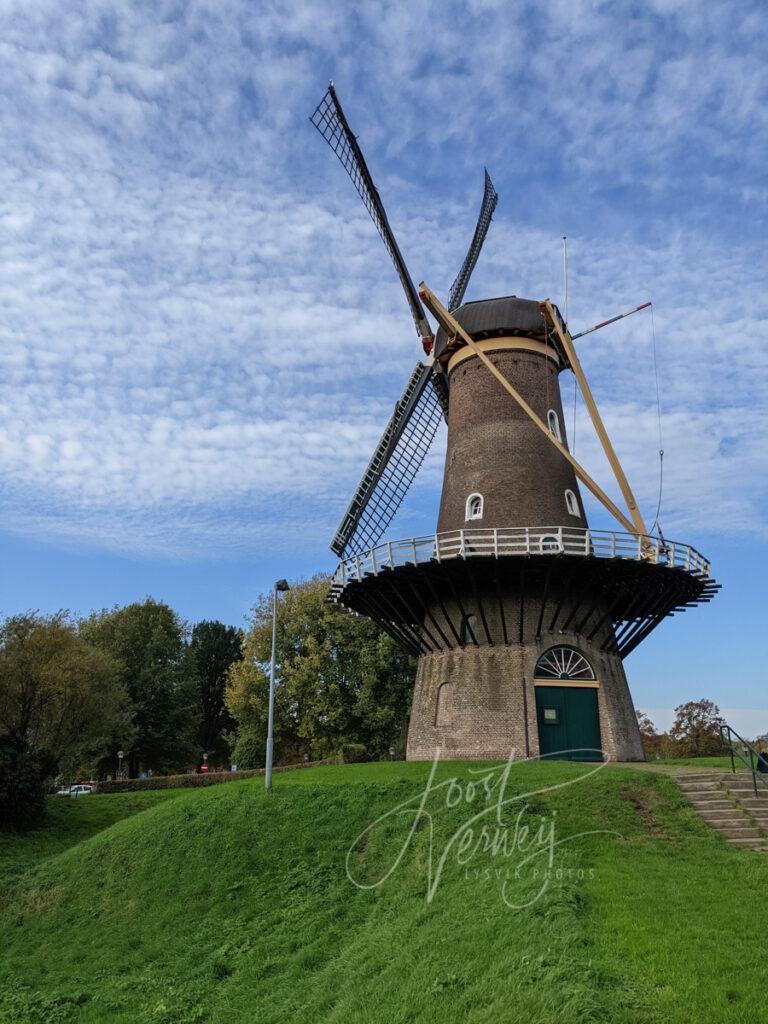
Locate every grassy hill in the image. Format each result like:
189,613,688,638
1,761,766,1024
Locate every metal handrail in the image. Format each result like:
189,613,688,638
331,526,711,591
719,724,768,798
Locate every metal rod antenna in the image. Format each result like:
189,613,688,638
571,301,651,340
563,235,576,452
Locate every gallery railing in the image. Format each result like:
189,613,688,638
331,526,711,590
719,724,768,798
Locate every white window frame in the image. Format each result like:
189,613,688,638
465,493,484,521
564,489,579,517
547,409,561,441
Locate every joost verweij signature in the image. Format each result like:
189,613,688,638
345,751,619,909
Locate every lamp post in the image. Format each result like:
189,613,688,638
265,579,290,790
117,750,124,780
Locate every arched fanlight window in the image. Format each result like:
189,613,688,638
465,493,484,521
565,489,579,516
535,646,595,681
547,410,561,441
539,534,562,553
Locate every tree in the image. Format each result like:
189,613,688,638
636,710,659,758
669,699,725,758
226,576,416,763
0,613,128,829
80,599,194,776
187,620,243,758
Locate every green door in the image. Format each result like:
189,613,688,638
535,686,602,762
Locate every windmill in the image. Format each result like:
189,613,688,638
311,84,719,762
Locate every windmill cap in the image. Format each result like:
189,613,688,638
434,295,563,362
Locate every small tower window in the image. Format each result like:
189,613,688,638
540,534,562,553
547,410,561,441
465,493,484,521
565,489,579,517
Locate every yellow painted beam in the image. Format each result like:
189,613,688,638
418,282,637,535
540,300,648,537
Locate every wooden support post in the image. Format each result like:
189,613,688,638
540,299,649,538
418,283,637,535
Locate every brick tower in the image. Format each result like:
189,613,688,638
406,296,642,761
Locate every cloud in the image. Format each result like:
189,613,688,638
0,0,765,561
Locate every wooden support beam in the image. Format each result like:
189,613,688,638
444,568,478,647
422,570,462,648
418,283,637,535
534,562,553,640
540,299,648,537
465,560,493,646
406,578,452,649
548,560,579,632
494,567,509,645
518,565,526,644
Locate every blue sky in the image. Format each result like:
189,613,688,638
1,1,766,734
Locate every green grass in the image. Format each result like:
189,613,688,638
0,789,186,890
0,761,766,1023
653,755,738,769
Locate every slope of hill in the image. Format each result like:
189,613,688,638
1,761,766,1024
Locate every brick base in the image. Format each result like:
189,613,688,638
406,630,644,763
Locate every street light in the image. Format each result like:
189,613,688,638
117,750,124,780
265,579,290,790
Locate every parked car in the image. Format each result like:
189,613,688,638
55,784,95,797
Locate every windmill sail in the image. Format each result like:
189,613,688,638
310,84,433,343
448,169,498,311
331,362,444,557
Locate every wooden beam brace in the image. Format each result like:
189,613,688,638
422,570,462,648
540,299,648,537
406,578,452,649
494,567,509,646
418,283,637,535
465,560,493,646
444,568,478,647
535,562,553,640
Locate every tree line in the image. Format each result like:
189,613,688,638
635,700,767,759
0,576,416,829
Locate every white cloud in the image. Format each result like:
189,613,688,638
0,0,765,561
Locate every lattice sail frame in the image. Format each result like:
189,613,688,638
448,169,498,311
311,84,499,558
310,85,432,342
331,362,443,557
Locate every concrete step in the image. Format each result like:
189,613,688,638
693,811,736,820
727,837,766,846
688,798,732,809
721,828,762,839
677,781,720,792
676,773,724,780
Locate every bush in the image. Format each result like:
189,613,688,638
336,743,368,764
97,758,334,793
231,733,265,771
0,741,47,831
